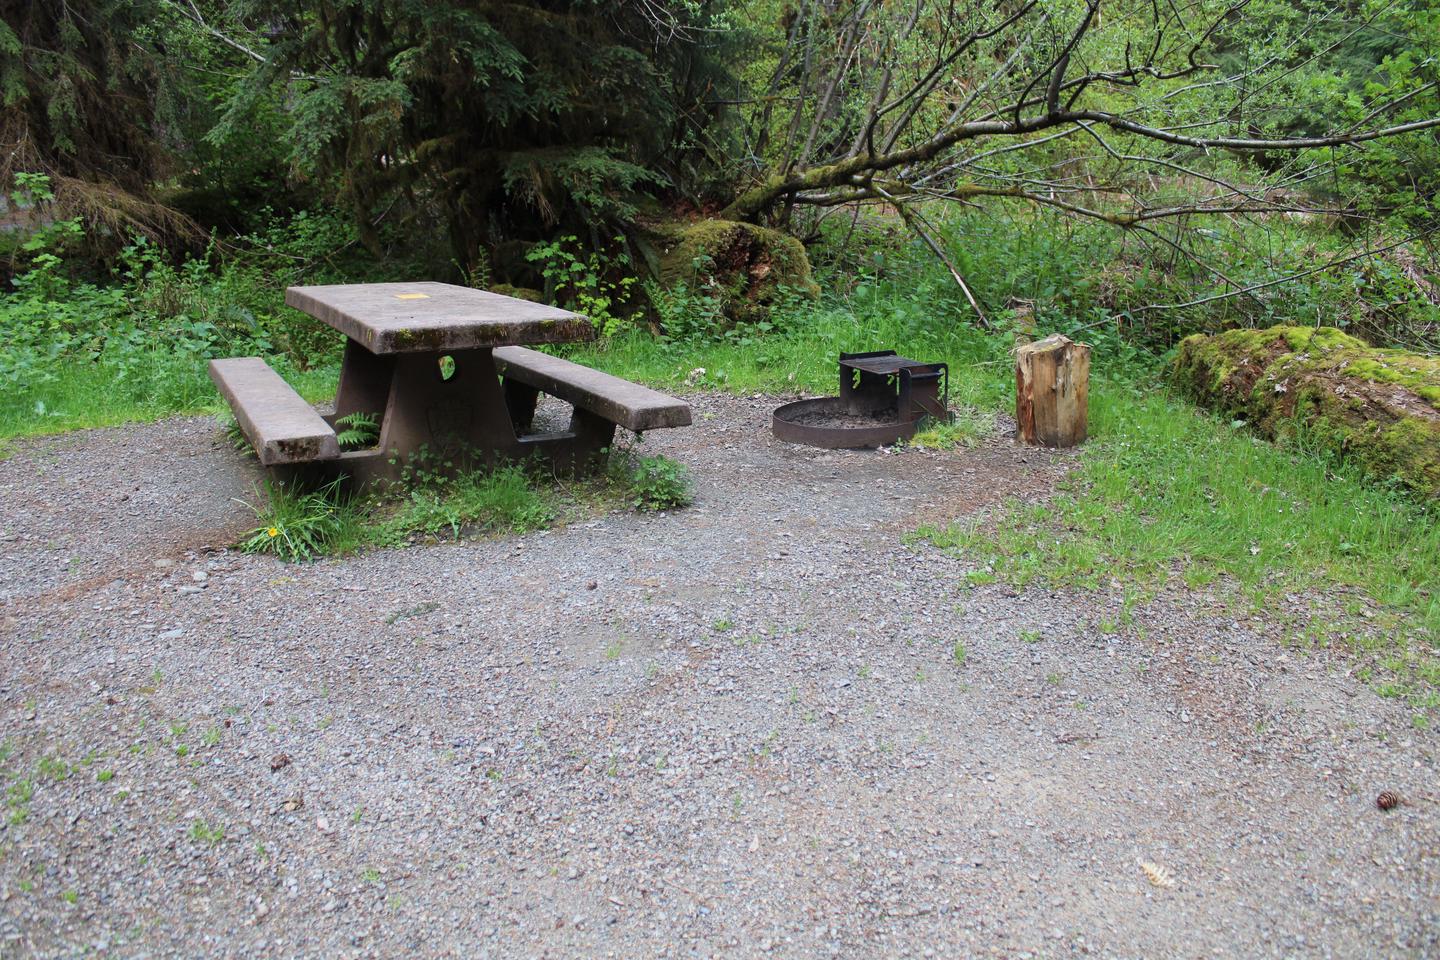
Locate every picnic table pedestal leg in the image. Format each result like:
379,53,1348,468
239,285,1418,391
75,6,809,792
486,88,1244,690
333,339,396,422
503,378,541,433
382,348,516,461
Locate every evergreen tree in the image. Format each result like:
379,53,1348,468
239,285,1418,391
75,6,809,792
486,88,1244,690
0,0,196,241
215,0,735,270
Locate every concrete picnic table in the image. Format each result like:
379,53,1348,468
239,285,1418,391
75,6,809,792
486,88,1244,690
210,281,690,487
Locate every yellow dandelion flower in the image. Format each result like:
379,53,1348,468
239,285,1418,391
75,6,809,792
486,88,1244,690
267,527,279,538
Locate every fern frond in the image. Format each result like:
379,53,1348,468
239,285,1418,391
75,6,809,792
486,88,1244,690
220,416,256,458
335,412,380,450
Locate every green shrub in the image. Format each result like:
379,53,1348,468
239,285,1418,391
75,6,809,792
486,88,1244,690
620,453,693,511
525,236,642,337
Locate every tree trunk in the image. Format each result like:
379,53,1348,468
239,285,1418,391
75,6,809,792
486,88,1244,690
1173,326,1440,496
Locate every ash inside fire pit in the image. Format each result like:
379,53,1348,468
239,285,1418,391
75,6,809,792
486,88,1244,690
786,406,903,429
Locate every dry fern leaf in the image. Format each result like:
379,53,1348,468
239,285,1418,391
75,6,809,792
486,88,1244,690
1140,861,1176,889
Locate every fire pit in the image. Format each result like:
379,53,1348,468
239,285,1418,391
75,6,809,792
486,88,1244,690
773,351,948,449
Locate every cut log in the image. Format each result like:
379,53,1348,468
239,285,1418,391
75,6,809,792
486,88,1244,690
1173,325,1440,496
1016,334,1091,447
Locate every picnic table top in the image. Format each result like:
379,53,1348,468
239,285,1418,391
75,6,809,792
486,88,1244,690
285,282,594,354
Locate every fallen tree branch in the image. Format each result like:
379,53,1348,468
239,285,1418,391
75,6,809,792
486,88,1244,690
875,186,991,329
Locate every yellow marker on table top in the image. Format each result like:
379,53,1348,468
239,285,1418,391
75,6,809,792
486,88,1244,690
394,293,430,300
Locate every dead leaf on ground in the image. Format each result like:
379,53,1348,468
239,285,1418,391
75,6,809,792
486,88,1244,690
1140,860,1176,889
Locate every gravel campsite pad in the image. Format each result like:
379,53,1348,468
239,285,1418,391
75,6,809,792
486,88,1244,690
0,395,1436,958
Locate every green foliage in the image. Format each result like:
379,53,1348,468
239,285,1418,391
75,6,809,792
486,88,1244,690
653,220,821,328
239,479,358,563
1211,0,1440,228
574,253,1014,408
334,412,379,451
646,279,730,342
0,1,184,227
525,237,642,337
221,1,734,268
0,206,421,439
614,453,695,512
221,415,256,458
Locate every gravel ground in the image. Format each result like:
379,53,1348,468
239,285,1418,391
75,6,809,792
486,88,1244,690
0,394,1436,959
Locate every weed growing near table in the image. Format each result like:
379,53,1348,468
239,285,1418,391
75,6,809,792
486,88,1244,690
220,414,255,458
234,455,691,561
612,451,693,511
239,478,359,563
374,465,554,544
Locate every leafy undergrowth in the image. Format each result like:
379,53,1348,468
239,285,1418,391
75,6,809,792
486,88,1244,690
568,285,1020,411
237,447,693,563
914,377,1440,715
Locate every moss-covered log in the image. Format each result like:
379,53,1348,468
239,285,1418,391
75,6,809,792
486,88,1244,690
643,219,820,327
1173,326,1440,496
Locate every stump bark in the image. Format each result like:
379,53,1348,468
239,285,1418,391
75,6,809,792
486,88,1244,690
1016,334,1091,447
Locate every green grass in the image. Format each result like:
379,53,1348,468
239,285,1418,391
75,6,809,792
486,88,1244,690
373,465,555,545
913,376,1440,697
567,295,1014,412
1,361,338,441
236,451,689,562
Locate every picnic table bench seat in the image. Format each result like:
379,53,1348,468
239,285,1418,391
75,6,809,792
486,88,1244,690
208,357,340,466
494,346,692,434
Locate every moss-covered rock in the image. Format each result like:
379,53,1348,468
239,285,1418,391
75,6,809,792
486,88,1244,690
1173,325,1440,496
646,219,819,327
488,284,544,303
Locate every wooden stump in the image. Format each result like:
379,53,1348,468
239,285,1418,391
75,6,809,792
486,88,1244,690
1015,334,1091,447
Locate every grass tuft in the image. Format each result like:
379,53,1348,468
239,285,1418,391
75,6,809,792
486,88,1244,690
239,478,358,563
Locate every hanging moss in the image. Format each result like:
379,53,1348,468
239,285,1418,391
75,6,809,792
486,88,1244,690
649,219,820,327
1173,325,1440,496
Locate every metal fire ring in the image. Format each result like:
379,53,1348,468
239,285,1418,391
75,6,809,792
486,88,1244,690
771,397,926,449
